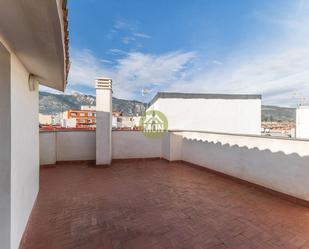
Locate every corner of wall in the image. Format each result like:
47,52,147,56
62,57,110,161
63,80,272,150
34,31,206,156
161,132,184,162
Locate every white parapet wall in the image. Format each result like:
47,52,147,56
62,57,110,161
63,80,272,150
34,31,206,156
56,131,96,161
181,131,309,202
40,130,163,163
39,131,96,164
39,132,57,165
112,131,162,159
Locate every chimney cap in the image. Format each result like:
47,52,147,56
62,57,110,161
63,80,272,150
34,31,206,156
96,77,112,80
96,77,112,89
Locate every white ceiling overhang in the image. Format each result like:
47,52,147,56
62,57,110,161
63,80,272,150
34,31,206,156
0,0,69,91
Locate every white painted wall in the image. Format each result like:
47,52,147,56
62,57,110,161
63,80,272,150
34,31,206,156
0,40,39,249
161,132,183,161
181,131,309,201
149,98,261,135
39,132,57,165
161,133,171,160
0,41,39,249
112,131,162,159
10,52,39,249
39,131,96,164
296,106,309,139
56,131,96,161
39,131,162,162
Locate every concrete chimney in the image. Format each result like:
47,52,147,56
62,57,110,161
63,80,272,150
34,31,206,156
95,77,112,166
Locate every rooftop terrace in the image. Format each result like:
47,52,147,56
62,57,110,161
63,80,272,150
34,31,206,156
20,160,309,249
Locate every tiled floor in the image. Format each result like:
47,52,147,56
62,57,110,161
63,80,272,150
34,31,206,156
20,160,309,249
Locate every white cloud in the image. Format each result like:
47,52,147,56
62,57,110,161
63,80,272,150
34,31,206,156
108,19,151,45
112,51,196,98
108,48,127,55
122,36,136,45
133,32,152,39
167,46,309,106
211,60,223,66
68,49,113,88
67,48,196,99
113,20,136,31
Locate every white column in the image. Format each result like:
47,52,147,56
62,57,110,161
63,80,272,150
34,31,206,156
0,41,40,249
96,77,112,165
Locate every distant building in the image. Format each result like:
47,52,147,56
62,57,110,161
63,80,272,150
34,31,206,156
60,109,133,129
147,92,261,135
52,114,62,126
81,105,96,111
132,116,141,127
60,118,77,128
62,109,96,128
296,106,309,139
112,112,123,128
119,116,134,128
261,121,296,138
39,114,53,125
116,116,141,129
39,114,63,126
113,111,123,117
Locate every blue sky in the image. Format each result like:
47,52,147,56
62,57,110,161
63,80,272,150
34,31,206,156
42,0,309,106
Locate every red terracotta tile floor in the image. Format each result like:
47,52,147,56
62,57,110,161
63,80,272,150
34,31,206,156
20,160,309,249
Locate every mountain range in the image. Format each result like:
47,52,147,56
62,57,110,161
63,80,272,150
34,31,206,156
39,92,296,122
39,91,146,116
261,105,295,122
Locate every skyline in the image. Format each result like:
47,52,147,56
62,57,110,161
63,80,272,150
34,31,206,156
41,0,309,107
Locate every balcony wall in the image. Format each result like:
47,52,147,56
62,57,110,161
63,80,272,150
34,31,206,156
181,131,309,202
112,131,162,159
39,130,309,202
39,130,162,164
40,131,96,165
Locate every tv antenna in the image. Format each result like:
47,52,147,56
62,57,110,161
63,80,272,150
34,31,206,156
142,88,153,97
141,88,153,111
292,93,309,106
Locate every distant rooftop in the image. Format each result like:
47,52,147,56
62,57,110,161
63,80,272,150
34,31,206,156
149,92,262,106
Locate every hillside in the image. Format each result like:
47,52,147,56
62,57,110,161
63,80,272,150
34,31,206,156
262,105,296,122
39,92,146,116
39,92,296,121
